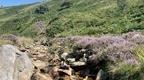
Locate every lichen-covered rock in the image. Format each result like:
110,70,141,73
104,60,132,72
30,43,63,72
0,45,33,80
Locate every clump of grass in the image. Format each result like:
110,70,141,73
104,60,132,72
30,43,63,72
0,34,34,47
133,46,144,64
0,40,12,46
108,45,144,80
109,63,143,80
18,37,34,48
110,45,144,80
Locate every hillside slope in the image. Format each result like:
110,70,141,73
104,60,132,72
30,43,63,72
0,0,144,37
0,1,144,80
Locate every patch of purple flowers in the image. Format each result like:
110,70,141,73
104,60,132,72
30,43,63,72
35,21,46,33
69,32,144,65
0,34,18,43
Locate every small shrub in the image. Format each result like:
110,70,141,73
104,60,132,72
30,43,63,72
58,0,71,11
0,34,19,44
62,0,71,7
34,5,48,14
117,0,127,11
46,25,64,37
110,63,143,80
35,21,46,34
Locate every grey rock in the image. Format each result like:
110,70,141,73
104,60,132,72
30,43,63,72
61,52,69,60
70,61,86,67
67,58,75,63
0,45,33,80
96,69,106,80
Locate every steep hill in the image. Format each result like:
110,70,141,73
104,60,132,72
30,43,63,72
0,0,144,37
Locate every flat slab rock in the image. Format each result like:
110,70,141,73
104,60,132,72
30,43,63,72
70,61,86,67
0,45,33,80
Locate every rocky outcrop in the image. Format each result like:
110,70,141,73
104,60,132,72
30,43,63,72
0,45,33,80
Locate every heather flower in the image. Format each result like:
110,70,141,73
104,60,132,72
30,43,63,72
68,32,144,65
35,21,46,33
0,34,18,43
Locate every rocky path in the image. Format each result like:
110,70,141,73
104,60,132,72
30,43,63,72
1,32,144,80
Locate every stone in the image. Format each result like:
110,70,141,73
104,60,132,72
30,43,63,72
58,66,72,76
33,60,47,69
0,45,33,80
31,72,53,80
70,61,86,67
96,69,106,80
83,76,88,80
61,52,69,60
67,58,75,63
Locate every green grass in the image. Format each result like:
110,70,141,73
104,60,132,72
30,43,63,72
0,0,144,37
108,46,144,80
110,63,144,80
133,46,144,64
104,46,144,80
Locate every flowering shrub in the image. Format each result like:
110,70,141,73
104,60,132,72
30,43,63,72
0,34,18,43
35,21,46,34
69,32,144,65
47,32,144,80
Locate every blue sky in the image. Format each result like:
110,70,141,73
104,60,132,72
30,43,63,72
0,0,40,7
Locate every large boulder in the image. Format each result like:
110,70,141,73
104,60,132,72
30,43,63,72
0,45,33,80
